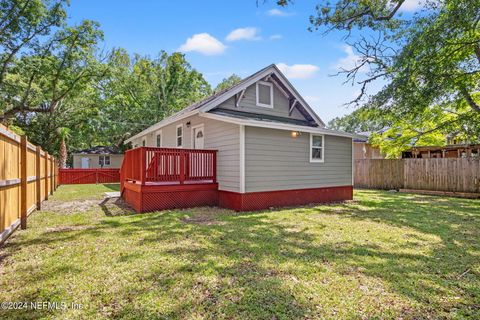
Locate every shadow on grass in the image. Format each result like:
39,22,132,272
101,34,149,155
1,190,479,318
101,183,120,191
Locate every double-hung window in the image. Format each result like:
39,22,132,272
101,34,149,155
99,155,111,167
310,134,324,163
176,125,183,147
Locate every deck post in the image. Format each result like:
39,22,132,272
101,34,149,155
140,147,146,185
213,151,217,183
179,151,185,184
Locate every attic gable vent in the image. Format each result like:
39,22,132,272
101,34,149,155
256,81,273,108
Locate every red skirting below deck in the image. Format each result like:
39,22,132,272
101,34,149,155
123,183,353,213
219,186,353,211
123,181,218,213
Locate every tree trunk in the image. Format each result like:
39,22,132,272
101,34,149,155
59,138,67,168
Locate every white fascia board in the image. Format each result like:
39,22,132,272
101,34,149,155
199,69,274,113
200,66,326,128
199,112,360,139
125,110,199,143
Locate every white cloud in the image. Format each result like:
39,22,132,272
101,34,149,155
334,45,368,72
226,27,261,42
269,34,283,40
178,33,226,55
399,0,426,12
276,63,319,79
267,8,294,17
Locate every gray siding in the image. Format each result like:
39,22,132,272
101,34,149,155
215,82,306,120
245,126,352,192
130,115,240,192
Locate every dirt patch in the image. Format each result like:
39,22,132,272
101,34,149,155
181,207,230,225
45,225,93,233
99,197,135,216
41,199,100,214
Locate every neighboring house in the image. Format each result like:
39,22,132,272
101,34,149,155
72,146,124,169
353,132,384,160
125,64,360,211
402,144,480,159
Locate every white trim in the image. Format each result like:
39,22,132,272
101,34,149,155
125,64,328,144
351,139,355,186
199,112,362,139
191,123,204,149
125,109,198,143
310,134,325,163
155,129,163,147
176,124,183,148
239,125,245,193
256,81,274,108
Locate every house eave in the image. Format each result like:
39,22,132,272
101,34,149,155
199,112,361,139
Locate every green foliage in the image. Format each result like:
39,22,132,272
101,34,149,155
214,74,242,92
281,0,480,148
327,106,388,133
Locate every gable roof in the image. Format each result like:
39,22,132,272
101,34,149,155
126,64,325,143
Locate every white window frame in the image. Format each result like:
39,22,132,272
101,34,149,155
156,129,162,147
310,134,325,163
99,155,111,167
256,81,274,108
176,124,183,148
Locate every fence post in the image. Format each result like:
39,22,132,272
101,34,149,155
44,152,49,201
20,135,27,230
50,157,54,195
36,146,41,210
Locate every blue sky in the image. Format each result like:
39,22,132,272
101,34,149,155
67,0,422,122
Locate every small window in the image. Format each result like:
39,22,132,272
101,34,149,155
176,125,183,147
310,134,324,163
256,81,273,108
156,131,162,147
99,155,111,166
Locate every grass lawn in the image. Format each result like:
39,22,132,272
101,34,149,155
0,185,479,319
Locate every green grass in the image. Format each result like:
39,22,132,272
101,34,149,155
0,186,479,319
48,183,120,201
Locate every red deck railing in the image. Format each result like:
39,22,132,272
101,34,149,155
120,147,217,192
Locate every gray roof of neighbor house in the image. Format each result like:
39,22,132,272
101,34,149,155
73,146,122,155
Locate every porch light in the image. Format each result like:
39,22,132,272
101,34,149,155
291,131,301,138
186,121,191,128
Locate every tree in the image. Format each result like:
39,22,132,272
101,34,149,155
96,50,211,148
56,127,70,168
278,0,480,142
214,74,242,92
327,106,388,133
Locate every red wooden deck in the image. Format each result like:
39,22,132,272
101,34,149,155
120,147,218,212
120,147,353,213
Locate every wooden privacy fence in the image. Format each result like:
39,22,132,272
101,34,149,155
0,124,58,244
355,159,480,194
58,168,120,184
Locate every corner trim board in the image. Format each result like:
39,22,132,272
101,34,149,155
239,125,245,193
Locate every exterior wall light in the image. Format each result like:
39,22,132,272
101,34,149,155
291,131,301,138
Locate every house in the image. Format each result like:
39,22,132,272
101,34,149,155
353,132,384,160
72,146,124,169
123,64,359,212
402,144,480,159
